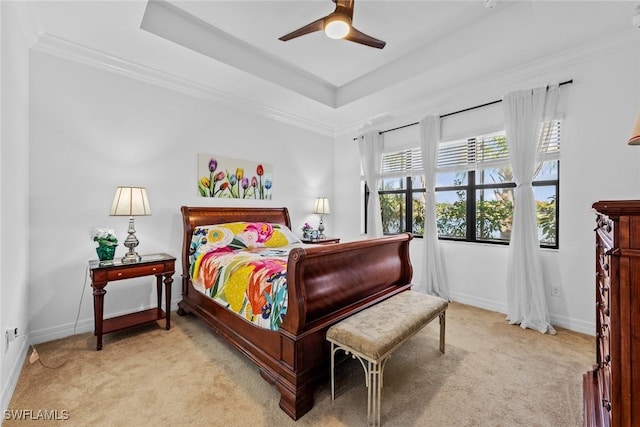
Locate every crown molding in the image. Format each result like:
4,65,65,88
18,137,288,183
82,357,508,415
30,33,335,137
333,29,639,138
12,1,44,47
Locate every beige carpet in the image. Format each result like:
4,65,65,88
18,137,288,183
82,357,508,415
6,303,593,427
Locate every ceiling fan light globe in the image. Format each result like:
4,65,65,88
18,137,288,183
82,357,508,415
324,15,350,39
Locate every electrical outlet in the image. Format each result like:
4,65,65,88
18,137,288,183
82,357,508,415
5,327,18,349
551,286,561,297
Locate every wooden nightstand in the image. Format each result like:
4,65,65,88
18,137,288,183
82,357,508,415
301,237,340,245
89,253,175,350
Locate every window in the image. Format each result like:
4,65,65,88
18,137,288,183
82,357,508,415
367,120,560,248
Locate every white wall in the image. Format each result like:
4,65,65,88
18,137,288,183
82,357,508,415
27,51,334,343
1,1,31,414
334,34,640,334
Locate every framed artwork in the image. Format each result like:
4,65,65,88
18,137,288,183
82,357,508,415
198,154,273,199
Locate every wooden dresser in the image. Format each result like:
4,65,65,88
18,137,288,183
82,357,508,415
585,200,640,426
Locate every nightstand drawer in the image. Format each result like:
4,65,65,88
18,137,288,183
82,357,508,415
106,263,166,281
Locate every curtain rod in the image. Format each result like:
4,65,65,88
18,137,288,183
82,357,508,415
353,79,573,141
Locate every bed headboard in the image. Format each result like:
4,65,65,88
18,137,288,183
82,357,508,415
179,206,292,277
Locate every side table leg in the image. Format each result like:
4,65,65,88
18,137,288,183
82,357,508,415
439,312,446,353
156,274,162,317
92,284,106,351
164,273,173,330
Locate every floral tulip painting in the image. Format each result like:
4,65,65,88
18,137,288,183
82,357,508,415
198,154,273,200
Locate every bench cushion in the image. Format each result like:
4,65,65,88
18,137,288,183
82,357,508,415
326,290,448,360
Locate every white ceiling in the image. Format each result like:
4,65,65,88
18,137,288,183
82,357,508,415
20,1,637,136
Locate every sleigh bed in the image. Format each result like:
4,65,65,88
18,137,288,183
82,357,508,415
178,206,413,420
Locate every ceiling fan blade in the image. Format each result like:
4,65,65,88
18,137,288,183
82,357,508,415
278,17,325,42
345,26,386,49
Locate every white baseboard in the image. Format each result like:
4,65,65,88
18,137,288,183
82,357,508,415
1,338,29,422
25,291,596,349
549,312,594,336
449,291,508,315
449,291,595,336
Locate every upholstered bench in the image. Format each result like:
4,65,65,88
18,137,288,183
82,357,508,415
326,290,448,426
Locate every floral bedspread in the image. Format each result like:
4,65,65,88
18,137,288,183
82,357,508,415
189,222,302,330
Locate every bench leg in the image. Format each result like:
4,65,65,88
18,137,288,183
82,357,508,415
367,358,387,427
439,311,446,353
330,342,388,426
331,342,337,401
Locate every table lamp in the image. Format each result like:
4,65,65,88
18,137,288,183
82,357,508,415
313,197,331,239
110,186,151,263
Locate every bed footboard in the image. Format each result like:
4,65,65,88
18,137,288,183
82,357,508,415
276,233,413,419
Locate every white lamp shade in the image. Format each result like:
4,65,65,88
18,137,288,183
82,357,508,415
313,198,331,215
629,112,640,145
110,186,151,216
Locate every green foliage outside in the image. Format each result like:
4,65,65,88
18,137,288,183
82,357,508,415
380,193,405,234
537,195,557,245
378,132,557,245
380,136,557,245
380,190,556,245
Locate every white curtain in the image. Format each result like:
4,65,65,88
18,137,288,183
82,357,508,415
417,116,450,300
503,84,559,334
358,131,384,238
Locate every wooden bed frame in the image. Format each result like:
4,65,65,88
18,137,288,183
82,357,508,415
178,206,413,420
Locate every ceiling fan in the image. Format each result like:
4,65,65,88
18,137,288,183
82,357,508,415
278,0,386,49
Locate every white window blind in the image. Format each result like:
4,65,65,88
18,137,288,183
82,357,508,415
379,119,561,176
537,118,561,161
379,149,423,178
